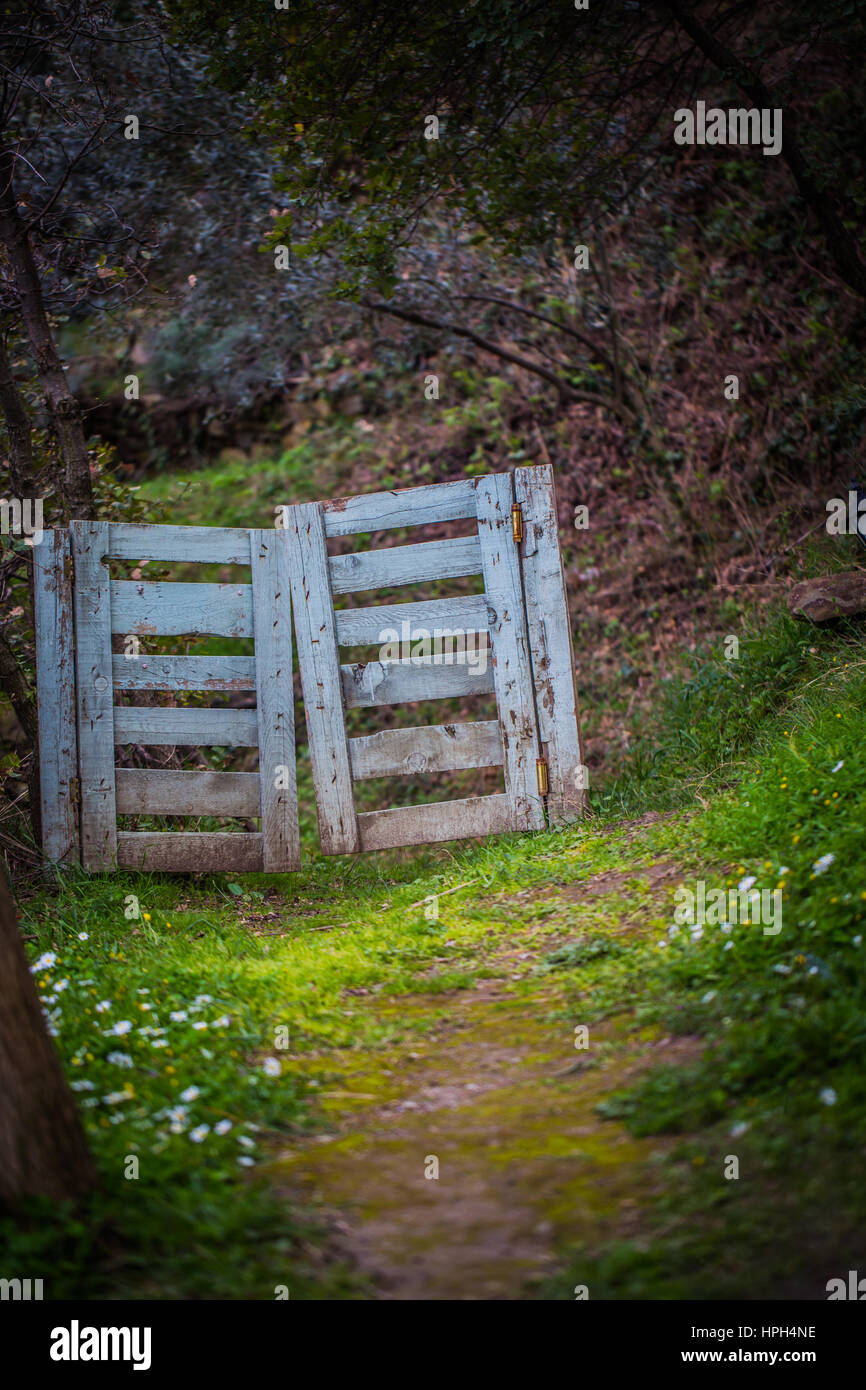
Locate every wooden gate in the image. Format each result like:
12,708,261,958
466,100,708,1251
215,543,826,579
283,464,585,855
35,466,584,872
34,523,299,873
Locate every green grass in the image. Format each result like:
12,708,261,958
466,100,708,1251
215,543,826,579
7,601,866,1298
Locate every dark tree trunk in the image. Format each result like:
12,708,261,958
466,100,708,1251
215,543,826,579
0,330,37,498
0,149,96,519
0,631,41,849
0,872,97,1207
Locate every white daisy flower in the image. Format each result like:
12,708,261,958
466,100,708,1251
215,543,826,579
192,1021,208,1031
169,1011,187,1023
95,1000,112,1013
262,1057,281,1077
70,1080,95,1092
189,1125,210,1143
730,1121,749,1138
737,876,756,892
238,1156,255,1167
214,1119,232,1135
109,1020,132,1036
831,761,844,773
812,853,835,875
701,991,716,1003
31,951,57,972
819,1087,837,1106
238,1135,255,1149
180,1086,200,1103
78,932,89,941
107,1052,133,1067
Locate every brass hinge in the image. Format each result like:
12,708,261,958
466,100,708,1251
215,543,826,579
536,758,549,796
69,776,81,807
511,502,524,544
63,552,74,583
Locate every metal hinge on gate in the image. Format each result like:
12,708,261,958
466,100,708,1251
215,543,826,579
511,502,524,544
69,776,81,807
63,552,74,583
536,758,549,796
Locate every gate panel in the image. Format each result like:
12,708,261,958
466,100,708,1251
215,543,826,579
284,470,554,854
45,522,300,873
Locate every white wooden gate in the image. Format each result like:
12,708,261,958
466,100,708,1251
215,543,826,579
35,466,585,872
283,464,586,855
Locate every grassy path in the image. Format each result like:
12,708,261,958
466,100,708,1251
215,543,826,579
271,875,693,1299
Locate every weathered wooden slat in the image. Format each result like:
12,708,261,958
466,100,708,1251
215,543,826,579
349,721,502,780
357,793,512,851
474,474,546,832
70,521,117,870
33,530,79,864
322,479,477,537
515,464,587,825
110,581,253,637
341,656,495,708
116,831,264,872
328,534,483,595
250,528,300,871
112,654,257,691
334,593,488,648
107,524,252,565
115,769,260,816
285,502,359,854
113,706,258,746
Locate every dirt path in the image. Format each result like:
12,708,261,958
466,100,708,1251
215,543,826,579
272,971,695,1299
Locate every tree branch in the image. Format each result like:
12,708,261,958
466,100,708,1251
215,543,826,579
360,298,636,421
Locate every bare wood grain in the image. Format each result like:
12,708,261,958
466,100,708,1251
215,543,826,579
115,769,260,817
357,793,512,851
250,528,300,871
70,520,117,870
474,474,545,831
515,464,587,824
349,720,502,780
33,530,79,864
116,831,264,872
285,502,359,854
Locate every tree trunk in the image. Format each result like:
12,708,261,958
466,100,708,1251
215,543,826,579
0,872,97,1206
0,149,96,519
0,329,37,498
0,630,41,849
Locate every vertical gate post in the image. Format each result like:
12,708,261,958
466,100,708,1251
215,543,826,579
285,502,359,855
515,464,587,824
250,527,301,871
474,473,546,831
33,529,79,865
70,521,117,870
